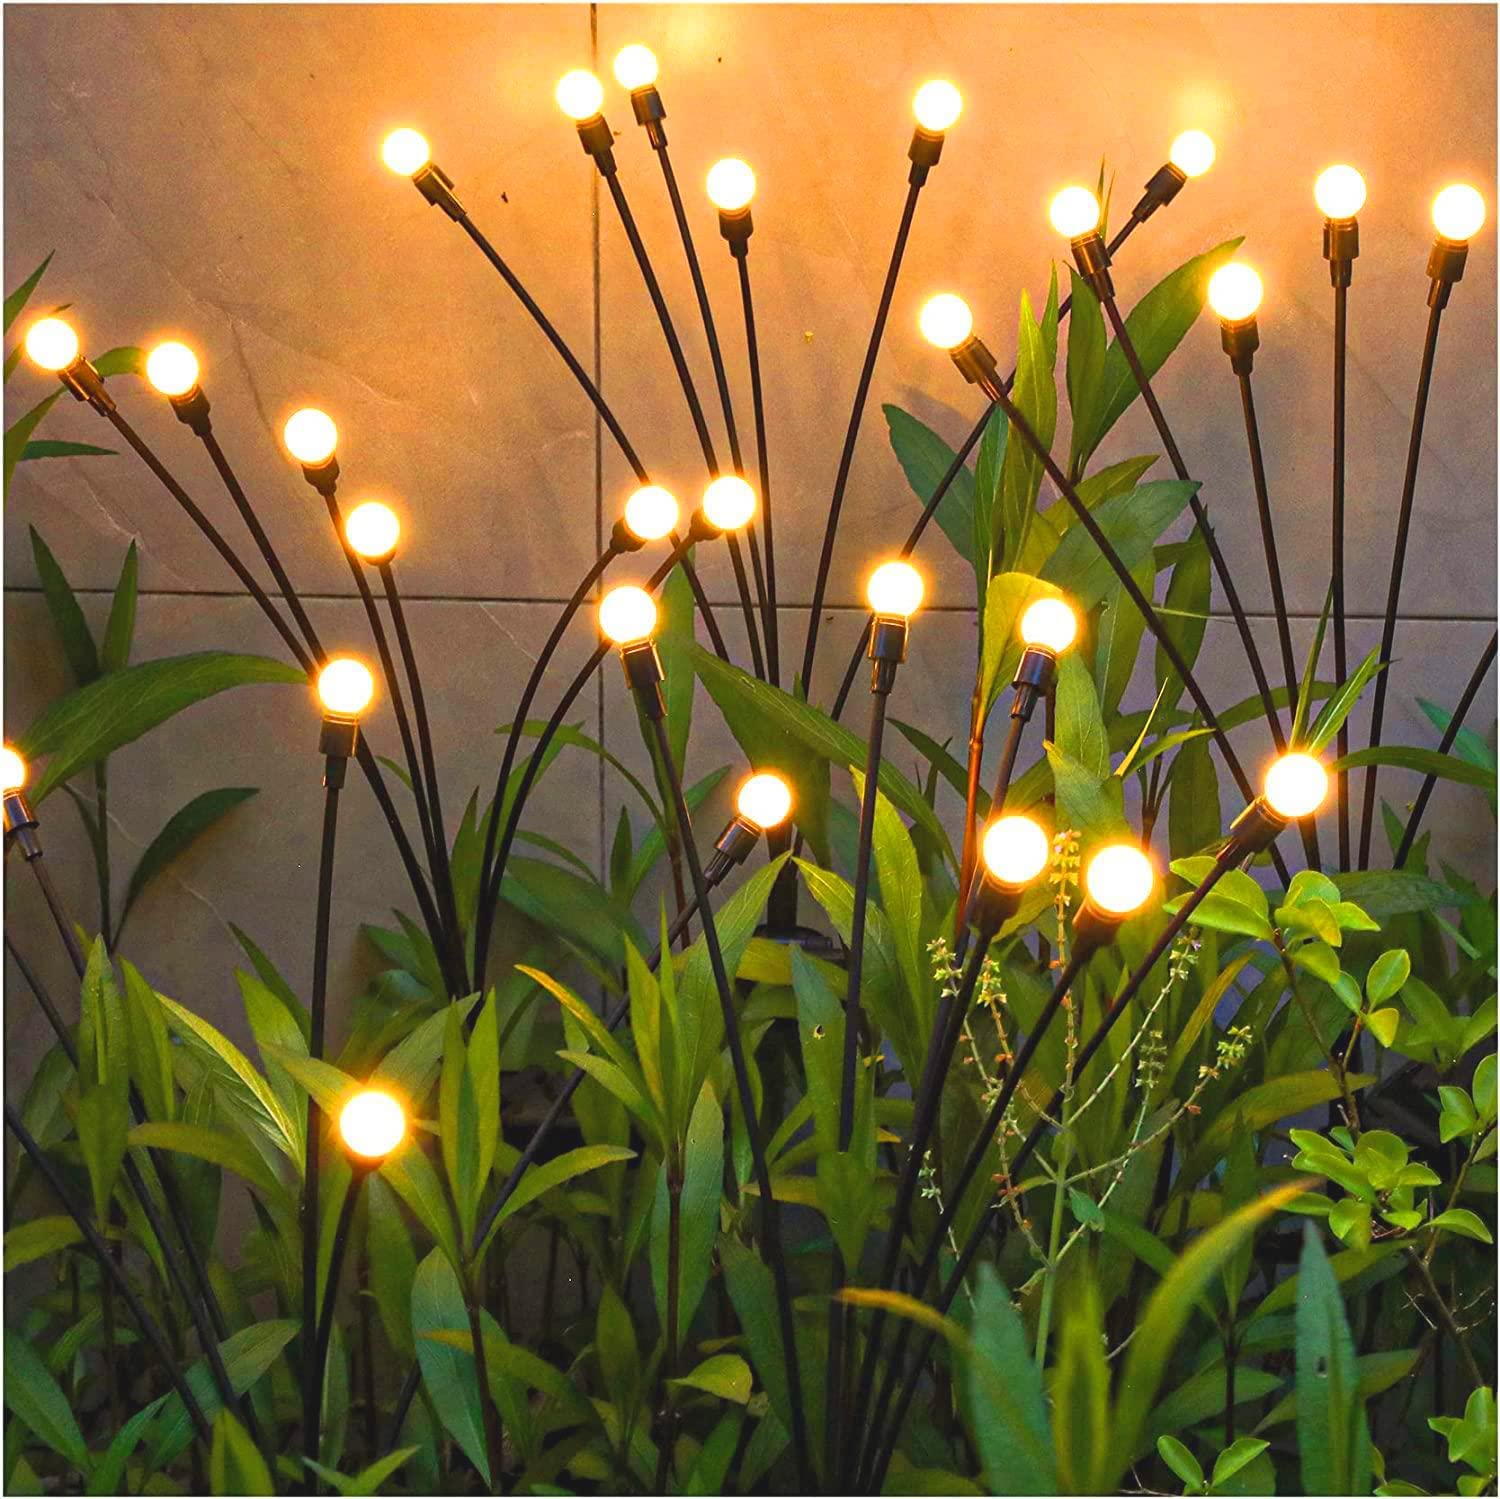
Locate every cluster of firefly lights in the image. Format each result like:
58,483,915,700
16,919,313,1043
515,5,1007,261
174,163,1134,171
7,48,1483,1485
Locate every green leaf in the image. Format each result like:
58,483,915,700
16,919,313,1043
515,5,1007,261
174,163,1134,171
1066,272,1108,477
19,438,116,461
1051,1276,1111,1492
1294,1224,1371,1497
3,1215,83,1271
210,1411,273,1495
304,1448,418,1497
410,1251,490,1486
101,540,138,674
29,526,98,686
1331,744,1497,791
669,1353,753,1405
3,1328,90,1471
1308,648,1384,754
116,788,258,939
18,652,305,803
1439,1087,1480,1143
1428,1209,1493,1243
478,1144,635,1253
127,1121,289,1207
5,251,54,334
1213,1438,1272,1489
76,1080,129,1224
995,276,1058,576
6,392,63,492
84,1396,168,1496
1365,950,1411,1006
1157,1434,1205,1492
884,404,976,568
1366,1008,1400,1048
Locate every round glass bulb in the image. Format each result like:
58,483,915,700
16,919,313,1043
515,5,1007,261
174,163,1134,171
0,745,27,794
338,1089,406,1162
599,585,657,645
912,79,962,134
381,128,430,176
613,44,659,91
283,408,338,467
1019,597,1078,654
866,560,924,619
25,317,80,372
736,772,793,831
556,69,605,121
1432,183,1486,242
701,475,756,531
1263,752,1329,820
1049,185,1102,239
706,158,756,213
317,658,375,718
145,341,200,398
1169,129,1216,179
1314,165,1367,221
918,292,974,350
623,484,679,542
981,815,1050,888
345,501,401,561
1207,262,1264,323
1084,844,1155,917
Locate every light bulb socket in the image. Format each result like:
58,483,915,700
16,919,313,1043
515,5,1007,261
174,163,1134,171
868,616,910,694
1011,646,1057,721
609,518,646,555
620,639,666,718
1071,232,1114,300
908,127,944,184
57,357,116,415
575,116,618,176
949,335,1002,396
1132,162,1187,222
719,207,754,256
969,875,1023,937
1072,900,1128,960
688,508,724,544
1427,238,1468,308
319,714,360,770
301,456,340,498
707,815,761,882
168,385,213,436
629,86,668,148
412,162,465,222
1323,218,1359,285
1227,795,1287,857
3,790,42,861
1219,316,1260,376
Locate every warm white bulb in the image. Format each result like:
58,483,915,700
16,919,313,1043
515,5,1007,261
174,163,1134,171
1169,130,1216,179
1314,165,1367,222
623,484,679,542
1207,263,1264,324
866,561,924,619
912,80,962,134
0,746,27,794
706,158,756,213
613,44,659,91
381,128,431,177
338,1089,406,1162
283,408,338,467
981,815,1050,888
701,475,756,532
1432,183,1486,242
556,69,605,121
317,658,375,718
1049,186,1102,239
1084,844,1155,917
1019,597,1078,654
344,501,401,562
1263,753,1329,820
599,585,657,645
145,341,200,398
736,772,792,831
24,317,80,372
918,293,974,351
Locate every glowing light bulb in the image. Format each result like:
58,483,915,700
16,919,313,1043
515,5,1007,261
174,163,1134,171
317,658,375,718
981,815,1050,888
912,80,962,134
918,293,974,350
0,746,27,794
706,158,756,213
1019,597,1078,654
702,475,756,531
283,408,338,467
338,1089,406,1162
599,585,657,645
623,484,679,542
1263,752,1329,820
344,501,401,562
381,128,431,177
613,44,659,91
736,772,793,831
24,317,80,372
1432,184,1486,242
1169,130,1216,179
1314,165,1366,221
1207,263,1264,324
866,561,924,619
1084,844,1155,917
145,341,200,398
556,69,605,121
1049,186,1102,239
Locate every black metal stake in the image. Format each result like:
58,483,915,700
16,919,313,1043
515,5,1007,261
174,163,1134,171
736,252,779,685
1332,281,1352,866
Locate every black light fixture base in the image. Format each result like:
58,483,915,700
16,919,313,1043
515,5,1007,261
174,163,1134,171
413,162,465,221
621,639,667,718
1228,796,1287,857
1071,232,1114,300
1011,647,1056,720
168,386,213,436
3,791,41,861
1071,901,1125,961
868,616,909,693
576,116,618,175
705,816,760,884
1323,217,1359,286
302,457,340,498
969,877,1022,935
1132,161,1187,222
59,357,115,414
719,208,754,251
319,716,359,771
1427,238,1468,307
950,335,1001,392
1220,317,1261,376
907,129,943,185
631,86,667,147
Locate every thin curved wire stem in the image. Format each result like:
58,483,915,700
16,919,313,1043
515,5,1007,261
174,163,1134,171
737,252,779,684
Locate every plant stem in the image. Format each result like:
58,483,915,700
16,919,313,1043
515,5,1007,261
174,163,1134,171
465,1283,505,1492
1405,1247,1484,1390
1033,1130,1072,1366
655,1171,684,1493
